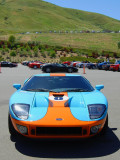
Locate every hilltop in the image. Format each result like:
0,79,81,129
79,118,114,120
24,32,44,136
0,0,120,34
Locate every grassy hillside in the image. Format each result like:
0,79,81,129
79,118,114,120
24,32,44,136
0,0,120,34
1,33,120,54
0,33,120,63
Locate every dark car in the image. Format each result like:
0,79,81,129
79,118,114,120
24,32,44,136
102,63,113,71
97,62,111,70
87,63,97,69
42,63,78,73
0,61,17,67
21,61,29,66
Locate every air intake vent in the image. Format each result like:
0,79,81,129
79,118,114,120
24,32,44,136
36,127,82,136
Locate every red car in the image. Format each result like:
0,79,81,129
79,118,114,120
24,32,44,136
72,62,81,67
62,61,71,66
28,61,44,69
109,64,120,71
109,61,120,71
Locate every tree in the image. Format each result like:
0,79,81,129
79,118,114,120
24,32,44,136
118,42,120,49
8,35,16,44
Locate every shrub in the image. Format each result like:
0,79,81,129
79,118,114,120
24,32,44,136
34,52,38,57
8,35,16,44
105,53,109,59
41,52,46,58
113,52,118,58
10,51,16,57
28,52,32,57
118,42,120,49
25,45,31,51
50,51,56,58
1,49,6,55
0,56,4,61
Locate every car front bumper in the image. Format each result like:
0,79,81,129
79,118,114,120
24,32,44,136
10,115,107,138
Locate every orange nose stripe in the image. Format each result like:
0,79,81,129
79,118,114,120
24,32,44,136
50,73,66,76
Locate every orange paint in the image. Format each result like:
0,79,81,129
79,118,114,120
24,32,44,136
50,73,66,76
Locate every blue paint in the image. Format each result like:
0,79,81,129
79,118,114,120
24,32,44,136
66,74,81,77
35,73,50,77
68,90,108,121
9,90,49,121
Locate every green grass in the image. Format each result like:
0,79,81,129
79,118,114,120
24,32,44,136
0,33,120,55
0,0,120,34
1,33,118,55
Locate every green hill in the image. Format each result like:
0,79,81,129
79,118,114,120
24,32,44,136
0,0,120,34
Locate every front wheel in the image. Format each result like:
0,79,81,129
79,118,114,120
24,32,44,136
33,65,37,69
68,68,73,73
99,115,108,135
8,113,17,136
92,66,96,69
45,68,51,73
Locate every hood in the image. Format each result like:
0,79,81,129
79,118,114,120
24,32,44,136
9,90,107,122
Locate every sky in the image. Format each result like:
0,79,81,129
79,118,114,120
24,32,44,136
43,0,120,20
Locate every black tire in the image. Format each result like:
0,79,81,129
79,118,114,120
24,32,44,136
9,64,13,68
99,114,108,135
8,113,17,136
68,68,73,73
45,68,51,73
80,64,83,68
92,66,96,69
33,65,37,69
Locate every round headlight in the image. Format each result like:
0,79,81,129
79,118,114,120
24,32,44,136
16,124,28,134
91,126,99,134
91,125,101,134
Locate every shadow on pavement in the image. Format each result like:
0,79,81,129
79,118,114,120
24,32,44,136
10,127,120,158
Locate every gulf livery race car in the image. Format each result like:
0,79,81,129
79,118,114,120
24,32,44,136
8,74,108,139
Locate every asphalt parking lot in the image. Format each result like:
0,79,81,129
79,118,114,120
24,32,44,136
0,64,120,160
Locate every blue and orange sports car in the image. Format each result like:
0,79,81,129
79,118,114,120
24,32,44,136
8,74,108,138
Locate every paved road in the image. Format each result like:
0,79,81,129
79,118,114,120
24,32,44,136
0,64,120,160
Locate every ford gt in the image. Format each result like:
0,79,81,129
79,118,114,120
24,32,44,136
8,74,108,139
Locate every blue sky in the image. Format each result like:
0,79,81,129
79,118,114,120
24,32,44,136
43,0,120,20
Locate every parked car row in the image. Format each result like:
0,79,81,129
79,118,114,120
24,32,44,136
21,60,120,72
21,60,78,73
97,61,120,71
21,61,44,68
63,61,120,72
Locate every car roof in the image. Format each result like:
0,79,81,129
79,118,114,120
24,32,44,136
34,74,81,77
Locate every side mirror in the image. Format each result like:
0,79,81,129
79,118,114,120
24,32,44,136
13,84,21,90
95,85,104,91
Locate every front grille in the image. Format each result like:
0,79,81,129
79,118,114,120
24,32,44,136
36,127,82,136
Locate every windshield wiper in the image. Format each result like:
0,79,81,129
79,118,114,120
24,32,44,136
26,88,56,92
61,88,91,92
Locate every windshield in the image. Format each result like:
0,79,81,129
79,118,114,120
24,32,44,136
22,76,94,92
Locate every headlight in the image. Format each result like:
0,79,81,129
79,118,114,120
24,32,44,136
88,104,106,119
11,104,30,120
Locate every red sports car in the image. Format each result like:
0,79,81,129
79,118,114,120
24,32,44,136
28,61,44,69
109,61,120,71
62,61,71,66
